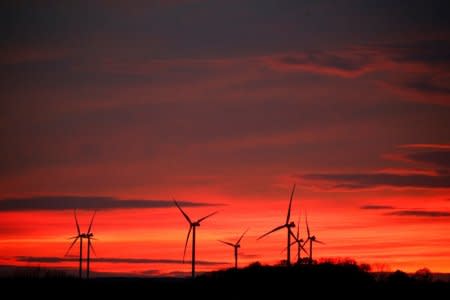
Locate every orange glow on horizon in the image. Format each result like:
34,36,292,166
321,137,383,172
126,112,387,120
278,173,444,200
1,189,449,276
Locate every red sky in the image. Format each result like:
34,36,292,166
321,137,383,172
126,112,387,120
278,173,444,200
0,0,449,276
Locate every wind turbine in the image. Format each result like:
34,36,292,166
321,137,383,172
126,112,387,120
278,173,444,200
258,184,296,266
65,210,97,279
85,211,97,279
174,200,218,278
65,210,85,279
304,213,324,264
218,228,249,269
291,214,308,263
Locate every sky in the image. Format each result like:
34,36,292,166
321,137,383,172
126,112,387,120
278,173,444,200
0,0,449,277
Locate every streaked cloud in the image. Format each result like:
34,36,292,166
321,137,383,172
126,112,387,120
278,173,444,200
15,256,227,265
360,205,396,210
301,144,450,190
387,210,450,218
303,173,450,189
0,196,217,212
405,151,450,170
399,144,450,150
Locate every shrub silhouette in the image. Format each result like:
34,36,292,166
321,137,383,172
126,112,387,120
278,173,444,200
2,262,449,298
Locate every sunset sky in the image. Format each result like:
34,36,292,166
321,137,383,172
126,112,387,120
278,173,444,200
1,0,449,277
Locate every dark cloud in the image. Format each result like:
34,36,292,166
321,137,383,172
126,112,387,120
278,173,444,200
239,253,260,259
15,256,227,266
303,145,450,189
272,50,374,77
360,205,395,210
406,150,450,170
269,38,450,105
402,77,450,96
377,38,450,106
387,210,450,218
0,264,147,278
140,269,161,275
158,270,192,277
385,38,450,68
0,196,218,212
302,173,450,189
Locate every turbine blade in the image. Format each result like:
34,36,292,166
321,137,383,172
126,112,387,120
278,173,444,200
286,184,296,224
257,224,286,240
174,200,192,224
218,240,235,247
65,237,79,257
182,226,192,263
289,228,297,241
301,246,309,255
281,240,297,253
87,210,97,234
89,240,97,256
74,210,80,235
305,212,310,238
236,228,249,245
314,240,325,245
296,213,300,239
302,238,310,247
197,211,218,223
300,241,308,253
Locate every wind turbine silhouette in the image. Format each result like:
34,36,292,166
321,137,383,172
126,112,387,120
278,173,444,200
291,214,308,263
174,200,218,278
64,210,97,279
218,228,249,269
85,211,96,279
304,213,324,264
65,210,84,278
258,184,296,266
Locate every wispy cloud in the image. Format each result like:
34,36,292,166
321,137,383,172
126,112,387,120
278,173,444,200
15,256,227,265
266,39,450,105
360,205,395,210
405,150,450,170
265,48,380,78
387,210,450,218
399,144,450,150
302,173,450,189
0,196,218,212
301,144,450,190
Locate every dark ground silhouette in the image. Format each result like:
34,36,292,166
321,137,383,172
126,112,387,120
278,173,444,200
3,262,449,298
